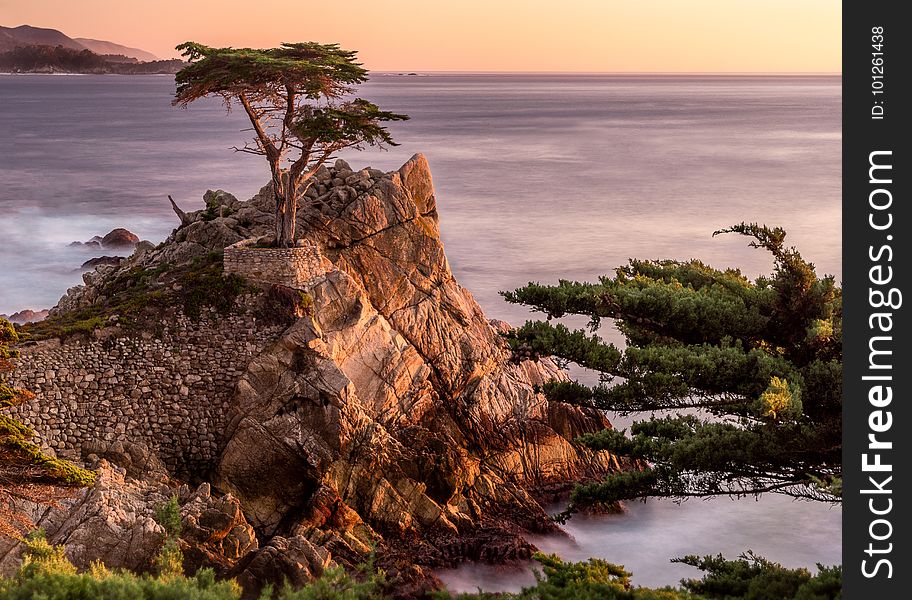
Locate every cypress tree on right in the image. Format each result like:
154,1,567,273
503,223,842,519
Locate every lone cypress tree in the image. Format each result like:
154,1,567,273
503,224,841,518
173,42,408,247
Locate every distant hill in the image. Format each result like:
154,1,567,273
74,37,158,62
0,24,158,62
0,24,179,74
0,24,84,51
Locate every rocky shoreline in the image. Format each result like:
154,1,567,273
2,154,625,597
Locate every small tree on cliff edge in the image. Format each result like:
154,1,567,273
504,224,842,519
173,42,408,247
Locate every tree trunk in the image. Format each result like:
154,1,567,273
274,171,297,248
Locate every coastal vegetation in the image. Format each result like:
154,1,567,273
172,42,408,247
0,531,839,600
21,252,249,341
504,223,842,516
0,45,183,74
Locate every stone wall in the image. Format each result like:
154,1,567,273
223,239,326,289
7,305,286,476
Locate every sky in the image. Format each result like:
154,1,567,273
1,0,840,72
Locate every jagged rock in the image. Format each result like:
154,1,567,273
69,235,103,248
69,229,140,250
133,240,156,257
180,482,259,575
215,153,620,573
234,535,333,599
0,460,167,574
24,154,626,595
81,439,170,482
0,443,257,578
80,255,124,270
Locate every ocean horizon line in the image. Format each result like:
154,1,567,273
369,70,841,76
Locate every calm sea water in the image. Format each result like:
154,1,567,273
0,73,841,588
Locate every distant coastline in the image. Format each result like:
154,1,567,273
0,45,183,74
1,24,181,74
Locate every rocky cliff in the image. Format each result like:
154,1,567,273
3,155,623,597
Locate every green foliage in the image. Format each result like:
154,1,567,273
177,253,251,320
0,384,20,407
0,45,183,74
0,428,96,487
1,318,96,493
155,495,182,538
0,532,242,600
0,536,839,600
174,42,369,103
22,253,249,341
270,564,387,600
674,552,841,600
290,99,407,149
447,552,839,600
0,319,18,345
758,377,802,420
173,41,408,247
504,224,842,510
0,532,391,600
153,495,184,577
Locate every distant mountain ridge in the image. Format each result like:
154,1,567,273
0,24,83,51
0,24,158,61
74,38,158,62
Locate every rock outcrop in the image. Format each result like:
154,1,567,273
5,155,624,596
0,442,257,577
68,228,140,250
79,255,124,270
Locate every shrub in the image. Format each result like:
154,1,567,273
153,495,184,577
0,532,242,600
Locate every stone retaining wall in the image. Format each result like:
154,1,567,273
7,305,286,476
223,239,326,289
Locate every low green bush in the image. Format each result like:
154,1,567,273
22,252,252,341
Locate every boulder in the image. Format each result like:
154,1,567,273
101,228,140,249
234,536,332,599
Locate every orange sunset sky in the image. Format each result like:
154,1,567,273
1,0,840,72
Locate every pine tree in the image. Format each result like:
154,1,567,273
173,42,408,247
503,224,841,517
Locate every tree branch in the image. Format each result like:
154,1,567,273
280,84,296,154
238,92,279,163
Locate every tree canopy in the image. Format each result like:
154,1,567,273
503,224,842,517
173,42,408,247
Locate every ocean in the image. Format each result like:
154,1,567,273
0,73,841,588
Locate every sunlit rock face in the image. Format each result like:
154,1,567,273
215,154,621,592
5,154,624,597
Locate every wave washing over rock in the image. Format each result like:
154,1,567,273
2,154,624,597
